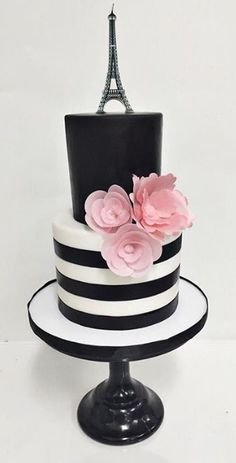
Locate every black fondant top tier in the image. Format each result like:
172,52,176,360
65,112,163,224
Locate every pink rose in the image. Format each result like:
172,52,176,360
101,223,162,278
130,173,193,240
85,185,132,234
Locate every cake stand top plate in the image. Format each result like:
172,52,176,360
28,277,208,362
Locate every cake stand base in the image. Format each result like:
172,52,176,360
28,277,208,446
77,361,164,445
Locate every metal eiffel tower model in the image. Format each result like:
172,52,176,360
97,5,133,114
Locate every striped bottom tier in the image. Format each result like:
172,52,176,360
52,210,182,330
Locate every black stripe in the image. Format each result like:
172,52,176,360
155,234,182,263
54,239,107,267
53,234,182,268
57,266,180,301
58,294,179,330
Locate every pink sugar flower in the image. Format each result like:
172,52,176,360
130,173,193,240
101,223,162,278
85,185,132,234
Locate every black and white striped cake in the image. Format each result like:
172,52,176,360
53,210,182,330
51,112,193,330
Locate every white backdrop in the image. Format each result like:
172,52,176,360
0,0,235,341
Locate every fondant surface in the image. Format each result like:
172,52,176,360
65,113,163,223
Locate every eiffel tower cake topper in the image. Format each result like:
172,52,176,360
97,5,133,114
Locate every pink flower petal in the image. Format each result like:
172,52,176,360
101,223,159,278
84,190,105,213
90,199,111,227
130,245,153,271
109,184,131,203
85,185,132,235
85,213,114,234
131,172,193,239
118,242,143,263
150,239,163,261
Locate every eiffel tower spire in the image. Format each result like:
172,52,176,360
97,5,133,114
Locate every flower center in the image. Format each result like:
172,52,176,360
124,244,134,254
107,208,117,219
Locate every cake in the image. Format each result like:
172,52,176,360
52,10,192,331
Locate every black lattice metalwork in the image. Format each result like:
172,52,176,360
97,5,133,114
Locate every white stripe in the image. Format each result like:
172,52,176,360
57,281,179,317
52,209,181,251
52,210,103,251
55,251,181,285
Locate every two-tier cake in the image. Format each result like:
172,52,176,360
52,9,192,331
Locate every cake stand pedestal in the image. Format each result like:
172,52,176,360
28,277,208,446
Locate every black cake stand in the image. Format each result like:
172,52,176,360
28,276,208,446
